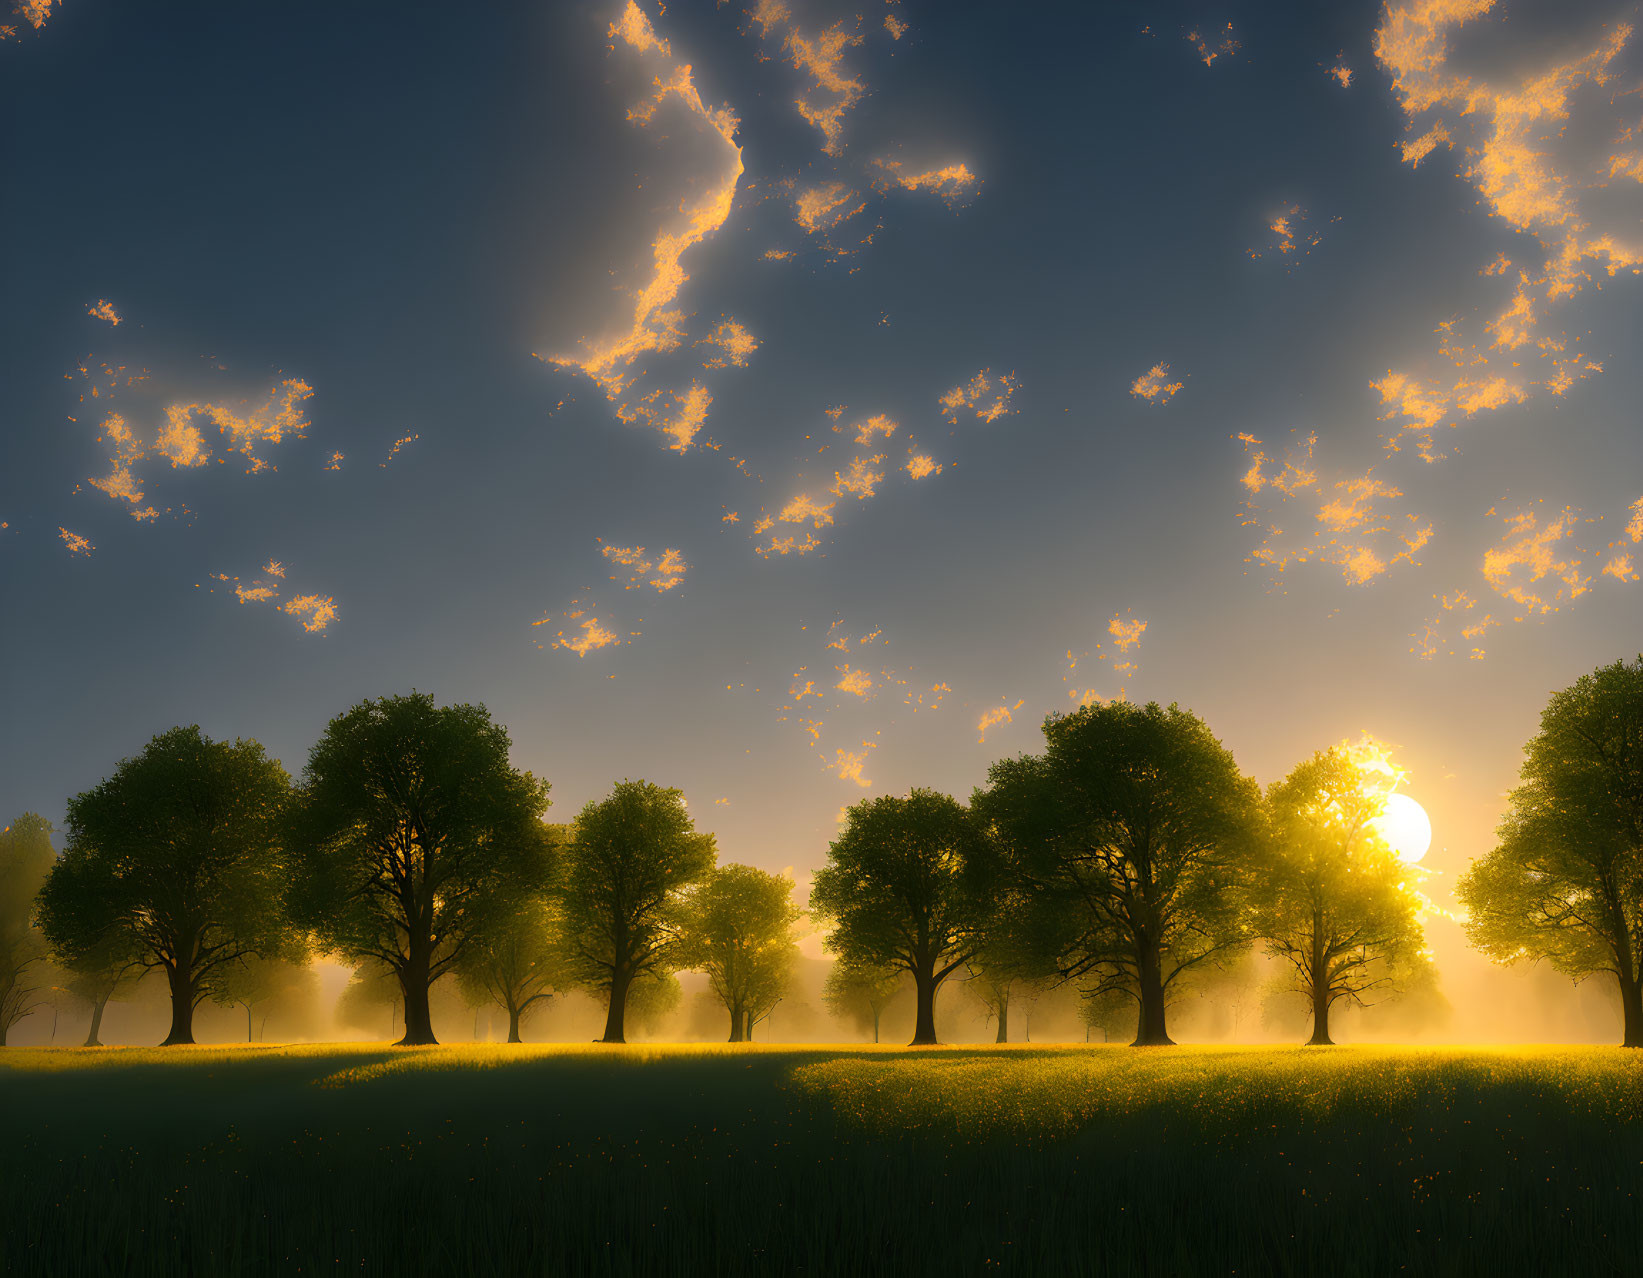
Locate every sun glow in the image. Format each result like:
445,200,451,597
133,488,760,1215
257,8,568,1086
1372,792,1433,864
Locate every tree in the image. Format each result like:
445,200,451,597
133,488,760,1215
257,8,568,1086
1458,658,1643,1047
335,960,404,1039
1254,745,1430,1045
210,955,316,1042
36,728,294,1046
822,960,903,1043
979,701,1260,1046
0,814,56,1046
57,933,146,1047
810,789,996,1045
556,780,716,1043
599,969,681,1038
290,693,552,1046
456,895,560,1043
678,864,800,1041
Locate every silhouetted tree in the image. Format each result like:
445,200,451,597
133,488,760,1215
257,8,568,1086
210,955,316,1042
810,790,996,1045
36,728,294,1045
58,934,146,1046
1459,658,1643,1047
822,959,903,1043
678,865,800,1041
979,702,1260,1046
557,781,715,1043
0,814,56,1045
1254,746,1430,1045
291,694,551,1046
336,959,403,1039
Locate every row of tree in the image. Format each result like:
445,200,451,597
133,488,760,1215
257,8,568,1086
0,694,799,1047
4,659,1641,1048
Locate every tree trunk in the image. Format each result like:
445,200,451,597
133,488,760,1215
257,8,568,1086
245,1002,254,1043
84,993,108,1047
994,1001,1009,1044
872,1007,880,1044
397,958,438,1046
161,967,196,1045
1619,971,1643,1049
601,970,631,1044
727,1003,744,1042
507,1003,523,1044
1307,983,1335,1046
1132,944,1174,1046
910,971,938,1045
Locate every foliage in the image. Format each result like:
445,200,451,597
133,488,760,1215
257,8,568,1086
821,959,904,1043
1253,746,1430,1044
556,780,716,1043
0,814,56,1045
678,864,800,1041
1458,657,1643,1046
810,789,996,1045
979,701,1260,1045
455,894,561,1043
35,728,294,1045
290,693,551,1046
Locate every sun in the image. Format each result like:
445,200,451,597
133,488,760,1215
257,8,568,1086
1372,792,1432,863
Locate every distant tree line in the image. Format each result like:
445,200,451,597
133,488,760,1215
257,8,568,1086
3,659,1642,1048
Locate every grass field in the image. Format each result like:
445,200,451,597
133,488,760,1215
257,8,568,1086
4,1043,1641,1277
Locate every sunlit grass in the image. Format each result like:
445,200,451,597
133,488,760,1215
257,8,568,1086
790,1043,1643,1137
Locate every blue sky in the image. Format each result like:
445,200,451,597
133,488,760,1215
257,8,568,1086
3,0,1641,1032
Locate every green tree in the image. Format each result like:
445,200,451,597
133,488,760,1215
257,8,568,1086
290,693,551,1046
810,789,996,1045
1255,747,1430,1045
1458,658,1643,1047
979,702,1260,1046
1,814,56,1046
36,728,294,1046
557,780,716,1043
456,895,560,1043
678,864,800,1041
822,959,903,1043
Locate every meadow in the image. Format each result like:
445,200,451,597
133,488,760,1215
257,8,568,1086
3,1043,1640,1277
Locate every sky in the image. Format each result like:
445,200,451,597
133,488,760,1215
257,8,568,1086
3,0,1642,1038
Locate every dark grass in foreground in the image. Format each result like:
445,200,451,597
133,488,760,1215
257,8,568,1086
3,1044,1641,1277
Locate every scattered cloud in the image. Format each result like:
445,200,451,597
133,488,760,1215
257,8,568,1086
58,527,93,556
1130,363,1182,404
1186,23,1239,67
748,1,867,156
976,699,1023,744
87,299,120,326
938,371,1017,422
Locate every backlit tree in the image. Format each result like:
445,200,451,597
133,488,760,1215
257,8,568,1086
1459,658,1643,1047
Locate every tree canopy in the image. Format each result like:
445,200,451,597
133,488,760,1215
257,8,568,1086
36,728,294,1045
1255,745,1429,1045
556,780,716,1043
678,864,801,1042
290,693,551,1045
0,813,56,1046
1458,657,1643,1047
979,701,1260,1046
810,789,996,1045
822,959,903,1043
